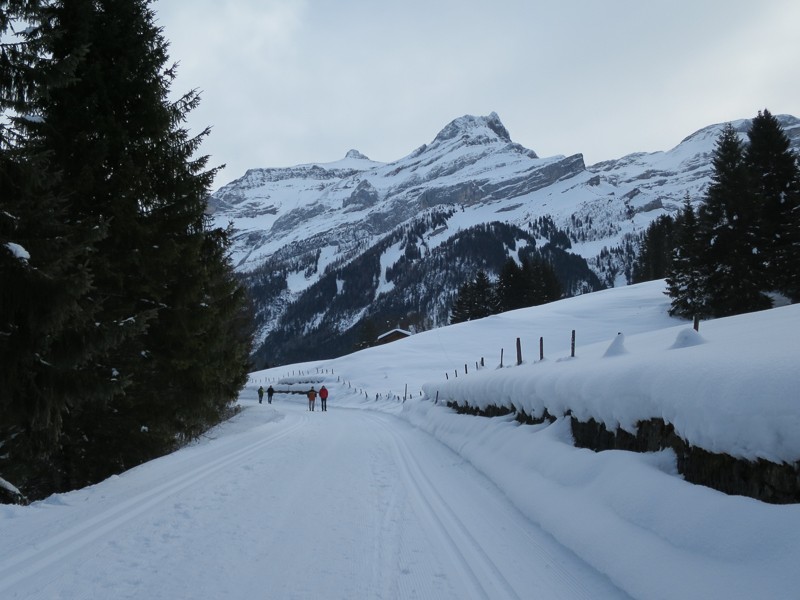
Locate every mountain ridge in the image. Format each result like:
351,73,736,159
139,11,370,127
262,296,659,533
208,112,800,366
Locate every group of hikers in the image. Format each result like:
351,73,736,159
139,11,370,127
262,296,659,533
306,385,328,411
257,385,274,404
256,384,329,411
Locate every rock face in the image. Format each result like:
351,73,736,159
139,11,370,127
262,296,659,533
208,112,800,365
343,180,380,211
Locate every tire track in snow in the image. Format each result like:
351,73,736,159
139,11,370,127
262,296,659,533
0,416,306,594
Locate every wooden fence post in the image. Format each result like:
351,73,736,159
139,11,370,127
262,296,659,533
571,329,576,358
693,315,700,331
516,337,522,365
500,348,504,368
539,336,544,360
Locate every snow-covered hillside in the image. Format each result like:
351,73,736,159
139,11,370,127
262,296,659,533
5,281,797,599
208,112,800,364
251,278,800,598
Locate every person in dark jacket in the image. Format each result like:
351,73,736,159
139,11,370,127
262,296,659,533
307,387,317,411
319,385,329,411
267,385,274,404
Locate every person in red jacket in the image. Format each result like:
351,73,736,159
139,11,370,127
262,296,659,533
319,385,329,411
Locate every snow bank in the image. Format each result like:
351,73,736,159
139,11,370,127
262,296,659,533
397,399,800,600
421,304,800,464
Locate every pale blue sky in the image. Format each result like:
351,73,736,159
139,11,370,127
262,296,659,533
155,0,800,189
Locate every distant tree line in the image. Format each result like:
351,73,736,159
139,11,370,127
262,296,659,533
632,110,800,318
0,0,253,502
449,257,562,324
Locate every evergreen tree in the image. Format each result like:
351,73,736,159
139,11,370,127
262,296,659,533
355,317,378,349
665,197,704,317
449,280,475,324
471,270,498,318
746,109,800,300
632,215,676,283
498,256,562,311
1,0,253,495
697,123,771,317
449,270,497,323
496,258,524,311
522,257,562,306
0,0,137,497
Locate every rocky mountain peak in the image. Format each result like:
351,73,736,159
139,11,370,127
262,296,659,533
432,112,512,145
345,149,370,160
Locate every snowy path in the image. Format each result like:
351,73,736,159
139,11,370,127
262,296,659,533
1,392,630,599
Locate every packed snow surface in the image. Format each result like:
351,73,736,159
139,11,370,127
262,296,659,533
2,280,799,599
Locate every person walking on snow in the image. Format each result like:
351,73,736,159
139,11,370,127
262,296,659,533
258,386,264,404
319,385,329,411
267,385,274,404
307,387,317,411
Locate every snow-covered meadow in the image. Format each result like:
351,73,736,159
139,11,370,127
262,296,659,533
2,279,799,599
255,279,800,598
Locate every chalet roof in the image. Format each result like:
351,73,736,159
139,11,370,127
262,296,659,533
376,328,413,341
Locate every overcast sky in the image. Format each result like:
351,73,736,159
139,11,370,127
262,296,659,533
154,0,800,190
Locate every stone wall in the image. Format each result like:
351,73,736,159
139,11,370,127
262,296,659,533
448,401,800,504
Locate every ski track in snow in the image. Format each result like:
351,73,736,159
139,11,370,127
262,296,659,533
2,393,631,599
0,414,306,597
361,410,629,600
373,412,520,599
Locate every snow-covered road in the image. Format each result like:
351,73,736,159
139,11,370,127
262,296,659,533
2,391,630,599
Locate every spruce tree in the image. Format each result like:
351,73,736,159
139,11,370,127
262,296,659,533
471,270,498,318
14,0,252,491
497,258,524,311
632,215,676,283
745,109,800,300
523,257,562,305
449,270,498,323
497,256,562,311
666,197,704,317
697,123,771,317
0,0,137,497
449,280,475,324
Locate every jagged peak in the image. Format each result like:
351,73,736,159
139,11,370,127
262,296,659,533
432,112,511,145
345,149,370,160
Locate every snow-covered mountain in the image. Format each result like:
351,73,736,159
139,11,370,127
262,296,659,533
208,112,800,367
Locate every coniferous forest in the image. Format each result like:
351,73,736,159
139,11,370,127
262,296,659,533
0,0,254,502
449,257,563,324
